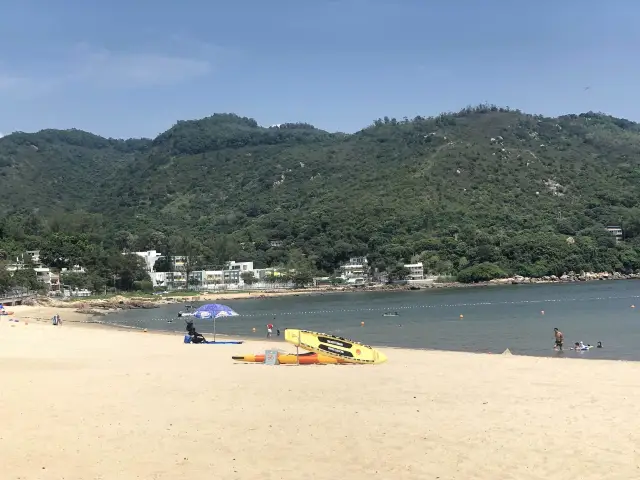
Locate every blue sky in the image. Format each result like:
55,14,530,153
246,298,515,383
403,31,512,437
1,0,638,139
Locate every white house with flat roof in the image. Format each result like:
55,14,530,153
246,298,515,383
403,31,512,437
339,257,368,279
605,226,623,243
404,262,424,280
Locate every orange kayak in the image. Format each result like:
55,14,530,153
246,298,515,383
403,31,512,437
232,352,349,365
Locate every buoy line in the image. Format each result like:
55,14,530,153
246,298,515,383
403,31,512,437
116,294,640,323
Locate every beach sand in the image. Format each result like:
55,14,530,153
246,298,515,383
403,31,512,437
7,304,96,324
1,319,639,479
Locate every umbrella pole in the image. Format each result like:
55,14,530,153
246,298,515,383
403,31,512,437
213,317,217,343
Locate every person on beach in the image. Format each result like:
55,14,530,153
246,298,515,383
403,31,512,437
267,323,273,338
554,328,564,350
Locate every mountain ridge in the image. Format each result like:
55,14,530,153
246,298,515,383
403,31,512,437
2,105,640,285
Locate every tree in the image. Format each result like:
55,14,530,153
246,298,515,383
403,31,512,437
291,270,313,288
388,265,410,282
153,256,172,272
61,272,90,290
114,254,150,291
172,236,203,290
39,233,89,269
241,271,256,285
457,263,507,283
0,264,14,293
11,267,43,291
132,280,154,292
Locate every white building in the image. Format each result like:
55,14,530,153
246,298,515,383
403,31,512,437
61,265,87,274
150,260,296,290
133,250,163,273
150,271,169,288
5,263,60,293
25,250,41,264
606,226,623,243
226,260,254,272
340,257,368,280
404,262,424,280
62,287,92,298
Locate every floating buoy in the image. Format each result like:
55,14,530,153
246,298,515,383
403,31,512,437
459,314,464,319
541,310,545,315
361,321,365,326
252,327,256,332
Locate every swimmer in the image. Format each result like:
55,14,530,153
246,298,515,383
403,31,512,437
597,341,603,348
554,328,564,351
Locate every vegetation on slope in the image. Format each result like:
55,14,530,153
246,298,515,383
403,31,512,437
2,106,640,290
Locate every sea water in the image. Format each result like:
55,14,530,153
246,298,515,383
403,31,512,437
103,280,640,361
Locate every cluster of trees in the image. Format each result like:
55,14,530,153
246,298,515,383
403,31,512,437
2,106,640,288
0,217,151,293
0,259,44,293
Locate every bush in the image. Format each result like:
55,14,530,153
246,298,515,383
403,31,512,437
133,280,154,292
457,263,507,283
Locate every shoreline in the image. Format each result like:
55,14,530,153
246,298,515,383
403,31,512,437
25,271,640,316
9,306,636,364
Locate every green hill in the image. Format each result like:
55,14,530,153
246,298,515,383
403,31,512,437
2,106,640,289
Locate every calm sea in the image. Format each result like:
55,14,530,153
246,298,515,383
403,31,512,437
103,281,640,360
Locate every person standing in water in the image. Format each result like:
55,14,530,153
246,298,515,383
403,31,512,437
554,328,564,351
266,323,273,338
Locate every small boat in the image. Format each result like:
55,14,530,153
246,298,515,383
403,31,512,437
382,312,399,317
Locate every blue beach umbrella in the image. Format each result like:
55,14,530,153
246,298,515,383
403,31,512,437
193,304,239,341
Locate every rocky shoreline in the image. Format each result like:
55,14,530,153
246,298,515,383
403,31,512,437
367,271,640,290
488,271,640,285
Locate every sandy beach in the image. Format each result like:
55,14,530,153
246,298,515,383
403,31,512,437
2,315,639,479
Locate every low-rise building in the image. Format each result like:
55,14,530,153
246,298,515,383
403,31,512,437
5,263,61,293
339,257,368,280
171,256,187,270
606,226,623,243
226,260,254,272
61,265,87,274
25,250,41,264
404,262,424,280
150,259,297,290
62,288,92,298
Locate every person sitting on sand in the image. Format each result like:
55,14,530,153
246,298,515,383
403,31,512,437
185,321,206,344
554,328,564,350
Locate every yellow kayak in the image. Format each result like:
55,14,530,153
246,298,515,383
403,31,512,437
284,329,387,364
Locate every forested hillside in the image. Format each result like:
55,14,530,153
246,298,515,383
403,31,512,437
2,106,640,288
